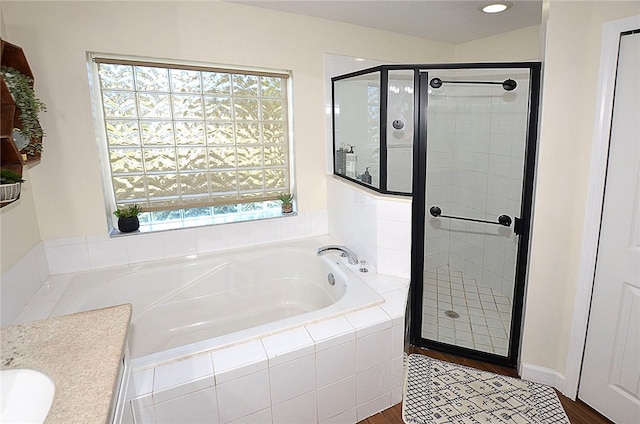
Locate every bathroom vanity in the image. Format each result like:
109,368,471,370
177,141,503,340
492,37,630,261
1,304,132,423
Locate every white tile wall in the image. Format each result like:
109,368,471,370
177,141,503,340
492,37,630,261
0,241,50,326
3,194,411,424
30,211,328,278
327,177,412,278
424,72,530,298
120,273,409,424
317,376,357,422
272,390,318,424
216,370,272,423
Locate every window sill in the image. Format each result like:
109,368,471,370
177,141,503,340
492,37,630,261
109,209,298,237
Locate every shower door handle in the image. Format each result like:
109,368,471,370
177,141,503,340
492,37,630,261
429,206,512,227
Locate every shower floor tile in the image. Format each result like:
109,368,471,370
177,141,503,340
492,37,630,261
421,264,512,356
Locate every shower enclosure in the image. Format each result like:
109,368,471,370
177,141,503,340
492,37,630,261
332,63,541,366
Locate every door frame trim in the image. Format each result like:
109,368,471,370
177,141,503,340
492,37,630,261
564,14,640,400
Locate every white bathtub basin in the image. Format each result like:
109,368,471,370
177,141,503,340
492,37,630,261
0,368,55,423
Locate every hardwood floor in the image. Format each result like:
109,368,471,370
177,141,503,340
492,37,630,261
358,347,613,424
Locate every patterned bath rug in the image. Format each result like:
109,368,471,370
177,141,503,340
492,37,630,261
402,354,570,424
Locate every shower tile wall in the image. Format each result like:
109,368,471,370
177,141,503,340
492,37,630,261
425,73,529,298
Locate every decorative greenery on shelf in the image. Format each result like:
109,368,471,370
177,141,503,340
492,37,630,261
1,66,47,155
0,169,25,184
113,204,142,219
277,193,294,205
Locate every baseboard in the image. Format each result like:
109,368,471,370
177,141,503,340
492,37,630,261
519,362,565,392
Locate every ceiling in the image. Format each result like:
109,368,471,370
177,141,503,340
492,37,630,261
230,0,542,44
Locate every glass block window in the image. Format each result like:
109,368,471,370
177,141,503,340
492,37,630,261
91,55,291,219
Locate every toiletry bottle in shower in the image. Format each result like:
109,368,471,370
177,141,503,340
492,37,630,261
336,144,347,175
345,145,357,178
362,167,372,184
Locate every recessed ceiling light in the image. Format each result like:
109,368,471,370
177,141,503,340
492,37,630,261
481,2,512,13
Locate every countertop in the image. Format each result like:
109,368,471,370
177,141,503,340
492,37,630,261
1,303,132,424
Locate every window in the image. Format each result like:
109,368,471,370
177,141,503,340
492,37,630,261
89,55,293,232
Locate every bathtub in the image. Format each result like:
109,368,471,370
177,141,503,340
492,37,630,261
50,239,384,369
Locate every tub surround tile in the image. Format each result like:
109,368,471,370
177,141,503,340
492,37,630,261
134,404,157,424
15,250,45,302
376,247,411,279
271,390,318,424
153,353,214,392
253,219,283,245
87,235,130,269
161,229,198,260
346,306,393,338
357,392,392,422
356,328,392,373
305,316,356,351
8,233,411,423
131,392,154,410
216,369,271,423
279,214,307,240
126,233,165,264
317,375,357,422
269,353,316,404
211,340,268,384
261,327,315,367
153,364,215,405
390,356,405,393
154,386,219,424
132,368,155,397
391,321,405,359
1,241,50,325
379,289,410,319
320,407,357,424
1,268,26,326
0,304,131,424
195,225,228,254
316,341,356,388
361,273,409,294
224,222,256,250
45,239,91,274
356,362,391,405
227,407,272,424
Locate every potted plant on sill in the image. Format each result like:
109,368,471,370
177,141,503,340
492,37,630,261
278,193,294,214
1,66,47,157
0,169,25,203
113,204,141,233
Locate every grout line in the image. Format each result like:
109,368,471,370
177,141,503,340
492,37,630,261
422,264,513,355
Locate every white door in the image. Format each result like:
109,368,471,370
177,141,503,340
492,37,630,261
579,31,640,423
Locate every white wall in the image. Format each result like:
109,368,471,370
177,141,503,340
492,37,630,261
454,25,542,62
521,0,640,384
0,1,450,324
6,0,637,399
0,0,452,250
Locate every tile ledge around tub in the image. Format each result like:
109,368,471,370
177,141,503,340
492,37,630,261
329,175,412,203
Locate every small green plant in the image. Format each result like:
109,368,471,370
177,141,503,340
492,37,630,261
113,204,141,219
0,169,25,184
277,193,294,205
1,66,47,155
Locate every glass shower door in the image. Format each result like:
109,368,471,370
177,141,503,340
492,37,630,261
419,68,534,360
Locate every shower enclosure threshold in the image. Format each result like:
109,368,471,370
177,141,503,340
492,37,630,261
421,265,512,356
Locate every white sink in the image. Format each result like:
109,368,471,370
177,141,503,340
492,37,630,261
0,368,55,423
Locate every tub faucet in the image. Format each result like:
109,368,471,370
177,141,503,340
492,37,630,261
317,245,359,265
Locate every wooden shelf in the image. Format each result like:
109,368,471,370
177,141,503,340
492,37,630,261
0,38,40,208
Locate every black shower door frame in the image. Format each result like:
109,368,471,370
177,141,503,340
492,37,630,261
408,62,542,367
